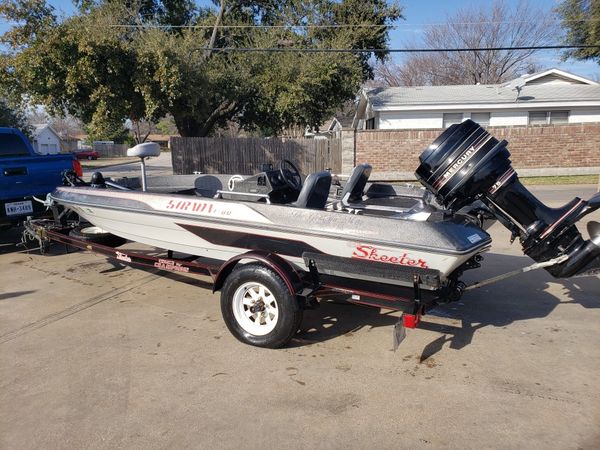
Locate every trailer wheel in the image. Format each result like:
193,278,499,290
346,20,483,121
69,226,127,247
220,263,302,348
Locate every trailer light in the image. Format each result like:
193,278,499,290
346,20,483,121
402,313,420,329
72,159,83,177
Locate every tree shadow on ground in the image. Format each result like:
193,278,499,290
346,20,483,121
0,290,37,301
0,226,24,255
292,301,400,348
6,235,217,291
4,229,599,356
293,252,599,353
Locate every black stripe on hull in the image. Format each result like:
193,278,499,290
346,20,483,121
303,252,441,289
177,223,323,258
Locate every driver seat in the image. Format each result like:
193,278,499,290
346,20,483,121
340,163,372,205
292,171,332,209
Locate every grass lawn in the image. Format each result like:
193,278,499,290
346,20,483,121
520,174,599,185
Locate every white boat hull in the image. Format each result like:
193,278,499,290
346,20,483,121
54,186,492,289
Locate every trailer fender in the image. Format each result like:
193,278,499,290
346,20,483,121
213,251,302,297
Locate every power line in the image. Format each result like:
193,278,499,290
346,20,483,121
109,23,392,29
195,45,600,53
1,17,600,30
104,18,600,30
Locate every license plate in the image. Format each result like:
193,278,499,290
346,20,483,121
5,200,33,216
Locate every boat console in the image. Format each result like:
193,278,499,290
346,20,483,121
218,160,303,204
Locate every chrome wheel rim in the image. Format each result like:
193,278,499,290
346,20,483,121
232,282,279,336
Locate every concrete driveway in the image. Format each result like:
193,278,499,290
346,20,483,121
0,185,599,449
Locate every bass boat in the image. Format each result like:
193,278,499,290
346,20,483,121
47,120,600,347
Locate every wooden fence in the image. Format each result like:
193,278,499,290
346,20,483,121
92,143,129,158
171,137,342,175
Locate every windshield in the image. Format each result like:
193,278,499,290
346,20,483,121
0,133,31,157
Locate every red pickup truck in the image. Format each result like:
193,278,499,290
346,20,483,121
74,150,100,160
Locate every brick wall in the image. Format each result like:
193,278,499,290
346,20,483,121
355,124,600,176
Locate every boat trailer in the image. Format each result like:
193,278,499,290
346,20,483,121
21,216,574,349
20,217,452,347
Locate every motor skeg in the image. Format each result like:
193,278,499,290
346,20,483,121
415,119,600,278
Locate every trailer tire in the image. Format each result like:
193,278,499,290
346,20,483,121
69,226,127,247
220,263,302,348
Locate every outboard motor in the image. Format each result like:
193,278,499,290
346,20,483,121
416,119,600,278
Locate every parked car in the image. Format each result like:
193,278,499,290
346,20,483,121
0,127,81,228
74,150,100,160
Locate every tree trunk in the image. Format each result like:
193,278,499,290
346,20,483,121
173,114,206,137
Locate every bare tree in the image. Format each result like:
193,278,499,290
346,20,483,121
49,114,84,139
131,118,155,144
27,107,84,139
375,1,553,86
27,107,48,125
373,58,431,87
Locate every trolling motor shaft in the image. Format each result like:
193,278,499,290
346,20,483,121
415,119,600,278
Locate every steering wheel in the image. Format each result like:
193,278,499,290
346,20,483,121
279,159,302,191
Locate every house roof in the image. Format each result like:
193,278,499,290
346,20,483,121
305,112,355,136
522,68,598,85
146,134,179,142
366,83,600,109
334,115,355,128
32,123,61,139
361,69,600,112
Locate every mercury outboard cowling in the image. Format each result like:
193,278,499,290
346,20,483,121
415,119,600,278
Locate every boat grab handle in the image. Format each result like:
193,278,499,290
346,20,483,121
214,190,271,204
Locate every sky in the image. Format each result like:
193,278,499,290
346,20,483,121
390,0,599,79
10,0,600,80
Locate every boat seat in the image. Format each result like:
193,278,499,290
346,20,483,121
127,142,161,158
292,171,332,209
341,163,372,204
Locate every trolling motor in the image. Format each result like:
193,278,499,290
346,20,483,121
415,119,600,278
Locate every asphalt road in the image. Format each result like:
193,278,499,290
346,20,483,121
83,153,175,179
0,185,599,449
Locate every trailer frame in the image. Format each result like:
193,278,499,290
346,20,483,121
21,218,436,347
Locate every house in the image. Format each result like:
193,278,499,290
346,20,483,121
305,114,355,139
32,124,63,154
146,134,179,149
353,68,600,130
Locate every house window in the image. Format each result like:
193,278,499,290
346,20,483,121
529,110,570,125
529,111,547,125
365,117,376,129
443,113,463,128
551,110,569,124
471,112,491,126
